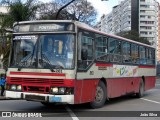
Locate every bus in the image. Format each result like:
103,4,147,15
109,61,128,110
5,20,156,108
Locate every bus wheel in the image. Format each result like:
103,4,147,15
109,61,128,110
90,81,107,108
136,80,144,98
41,102,55,107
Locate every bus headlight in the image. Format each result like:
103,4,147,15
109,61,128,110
51,87,58,94
11,85,16,90
17,85,22,91
50,87,74,95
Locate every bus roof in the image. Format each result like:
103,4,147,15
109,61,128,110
14,20,154,49
13,20,74,26
74,21,154,49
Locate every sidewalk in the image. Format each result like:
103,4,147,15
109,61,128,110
0,96,11,100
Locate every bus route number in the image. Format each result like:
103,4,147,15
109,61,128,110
53,69,62,73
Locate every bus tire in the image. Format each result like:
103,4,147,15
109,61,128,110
90,81,107,108
136,80,144,98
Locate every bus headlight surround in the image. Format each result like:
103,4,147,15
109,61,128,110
50,87,73,94
11,85,16,91
59,87,65,94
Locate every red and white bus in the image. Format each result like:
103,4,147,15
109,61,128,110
5,20,156,108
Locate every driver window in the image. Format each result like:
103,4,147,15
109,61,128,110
78,33,94,70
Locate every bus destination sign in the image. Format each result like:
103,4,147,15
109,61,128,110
14,23,74,32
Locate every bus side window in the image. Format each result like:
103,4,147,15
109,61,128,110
78,33,94,70
131,44,139,64
95,34,108,62
122,42,131,63
149,49,155,65
108,37,122,63
139,46,146,65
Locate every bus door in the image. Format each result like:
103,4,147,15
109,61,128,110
75,30,96,103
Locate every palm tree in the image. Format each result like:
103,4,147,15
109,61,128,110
1,0,39,28
0,0,39,68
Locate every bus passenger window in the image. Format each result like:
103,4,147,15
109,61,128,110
131,44,139,64
122,42,131,63
95,34,108,62
108,37,122,63
139,46,146,65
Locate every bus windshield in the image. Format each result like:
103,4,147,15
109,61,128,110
10,34,74,69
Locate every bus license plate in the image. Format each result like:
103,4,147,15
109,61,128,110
50,97,62,102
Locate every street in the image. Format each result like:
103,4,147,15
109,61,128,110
0,78,160,120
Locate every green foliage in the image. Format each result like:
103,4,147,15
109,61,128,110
116,30,151,45
0,0,39,68
1,0,39,29
38,0,97,26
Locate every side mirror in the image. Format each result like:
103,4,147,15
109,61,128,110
81,49,88,60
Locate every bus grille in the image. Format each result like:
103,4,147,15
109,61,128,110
23,86,49,93
25,94,45,101
9,77,64,85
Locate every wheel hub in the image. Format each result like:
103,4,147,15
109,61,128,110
95,86,104,103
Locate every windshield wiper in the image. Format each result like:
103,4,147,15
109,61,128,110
17,54,33,71
40,53,55,72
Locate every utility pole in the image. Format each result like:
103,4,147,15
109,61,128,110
56,0,76,19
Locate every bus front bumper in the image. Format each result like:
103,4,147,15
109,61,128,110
5,91,74,104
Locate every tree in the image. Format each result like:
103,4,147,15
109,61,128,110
37,2,58,20
0,0,39,28
56,0,76,19
67,0,97,25
37,3,73,20
116,30,151,45
38,0,97,26
0,0,39,67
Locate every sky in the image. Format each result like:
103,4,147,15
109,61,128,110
40,0,160,21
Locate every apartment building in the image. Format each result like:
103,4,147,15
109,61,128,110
96,0,159,60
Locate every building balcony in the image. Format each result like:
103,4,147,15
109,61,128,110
140,13,157,16
139,7,156,11
139,23,156,27
140,34,155,38
139,18,156,21
140,2,155,6
139,29,156,32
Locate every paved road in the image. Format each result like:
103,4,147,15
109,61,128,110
0,78,160,120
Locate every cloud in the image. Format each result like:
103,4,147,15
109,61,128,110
88,0,110,15
87,0,112,21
